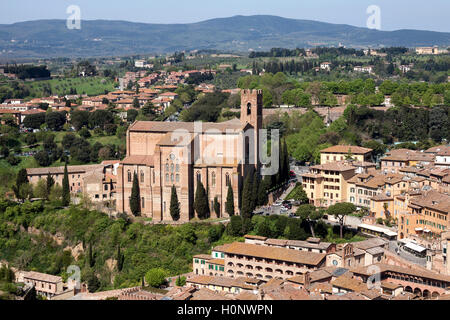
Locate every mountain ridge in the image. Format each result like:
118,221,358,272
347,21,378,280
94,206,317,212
0,15,448,59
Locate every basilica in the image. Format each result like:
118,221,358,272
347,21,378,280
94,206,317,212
116,89,263,221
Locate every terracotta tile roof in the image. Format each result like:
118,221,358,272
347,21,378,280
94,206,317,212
224,242,326,266
321,145,373,155
121,155,154,167
381,281,403,290
331,275,367,292
27,164,104,176
286,239,333,250
129,119,246,134
23,271,62,283
244,235,268,241
191,288,231,300
235,291,259,300
351,263,450,283
409,190,450,214
383,149,435,162
193,254,212,260
310,162,356,172
208,259,224,265
212,243,233,253
265,239,288,246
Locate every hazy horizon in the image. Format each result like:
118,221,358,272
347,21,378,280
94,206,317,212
1,0,449,33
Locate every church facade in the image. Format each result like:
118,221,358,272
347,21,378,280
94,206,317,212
116,89,263,222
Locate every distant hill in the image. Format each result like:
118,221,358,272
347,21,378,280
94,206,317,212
0,15,449,58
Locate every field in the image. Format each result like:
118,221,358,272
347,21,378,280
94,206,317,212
25,77,116,98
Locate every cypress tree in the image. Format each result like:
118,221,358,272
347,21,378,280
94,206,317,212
257,175,269,206
117,245,124,271
87,242,95,268
213,197,220,218
241,170,254,220
129,172,141,216
13,169,30,200
194,181,209,219
170,185,180,221
46,172,55,199
251,170,260,212
62,162,70,206
283,138,290,182
225,183,235,216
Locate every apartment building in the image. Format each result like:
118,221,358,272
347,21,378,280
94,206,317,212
301,161,357,207
223,242,326,281
398,190,450,239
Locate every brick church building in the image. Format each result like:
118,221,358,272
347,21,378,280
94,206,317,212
116,89,263,222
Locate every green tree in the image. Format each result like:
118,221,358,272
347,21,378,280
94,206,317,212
257,175,269,206
117,245,124,272
327,202,356,238
13,169,29,200
175,276,186,287
145,268,168,288
213,197,220,218
62,162,70,206
284,219,307,240
227,215,243,237
129,172,141,216
194,181,209,219
296,204,323,237
170,185,180,221
225,183,235,216
286,183,309,204
241,170,254,220
86,272,100,293
46,173,55,200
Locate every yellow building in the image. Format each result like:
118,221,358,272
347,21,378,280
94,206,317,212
398,190,450,240
301,162,357,207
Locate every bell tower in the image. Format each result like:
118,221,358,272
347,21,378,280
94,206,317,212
240,89,263,130
240,89,263,171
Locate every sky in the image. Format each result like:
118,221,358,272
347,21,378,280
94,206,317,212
1,0,449,32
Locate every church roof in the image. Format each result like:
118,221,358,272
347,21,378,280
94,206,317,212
129,118,247,133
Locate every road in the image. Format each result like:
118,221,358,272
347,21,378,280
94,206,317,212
388,240,427,267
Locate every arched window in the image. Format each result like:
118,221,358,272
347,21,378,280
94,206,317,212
247,102,251,115
165,174,169,183
170,163,174,172
171,174,174,182
196,172,201,183
176,164,180,172
140,170,144,183
225,173,231,186
176,174,180,183
211,172,216,187
141,197,145,208
127,170,132,182
165,163,169,171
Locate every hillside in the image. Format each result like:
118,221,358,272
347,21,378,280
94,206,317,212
0,15,449,58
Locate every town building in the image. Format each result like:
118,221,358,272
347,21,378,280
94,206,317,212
320,145,373,164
